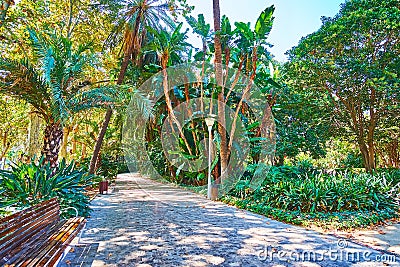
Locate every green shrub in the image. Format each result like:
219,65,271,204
79,155,129,182
95,155,128,181
225,165,400,229
0,157,98,218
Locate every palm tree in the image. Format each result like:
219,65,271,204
0,29,117,168
89,0,175,173
145,23,193,154
212,0,228,199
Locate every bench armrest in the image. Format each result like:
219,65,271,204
61,207,79,217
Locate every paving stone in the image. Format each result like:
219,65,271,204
59,173,400,267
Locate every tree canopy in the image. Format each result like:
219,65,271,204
286,0,400,171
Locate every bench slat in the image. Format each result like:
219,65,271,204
46,218,86,267
18,218,79,267
1,220,64,266
0,201,59,246
23,217,86,267
0,210,60,264
0,198,58,228
0,198,86,267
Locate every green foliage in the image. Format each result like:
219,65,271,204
222,196,397,229
186,14,210,41
145,140,169,178
103,0,176,51
79,155,128,181
0,156,98,218
261,169,397,213
145,22,191,67
254,6,274,39
225,165,400,229
0,29,119,125
285,0,400,171
0,96,29,160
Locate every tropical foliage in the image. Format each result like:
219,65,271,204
0,156,98,217
0,0,398,230
0,28,118,167
223,166,400,229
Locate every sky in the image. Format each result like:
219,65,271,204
185,0,344,62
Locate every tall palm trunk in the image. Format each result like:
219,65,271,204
42,122,63,168
89,1,147,174
212,0,228,199
161,56,193,155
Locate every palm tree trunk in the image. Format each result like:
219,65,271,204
42,122,63,168
89,2,146,174
89,108,112,174
213,0,228,198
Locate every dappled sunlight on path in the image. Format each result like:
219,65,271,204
59,173,399,267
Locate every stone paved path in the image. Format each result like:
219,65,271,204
59,173,400,267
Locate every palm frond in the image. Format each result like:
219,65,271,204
67,85,122,113
0,57,50,118
131,89,154,119
49,80,69,123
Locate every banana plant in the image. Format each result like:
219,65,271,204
145,23,194,156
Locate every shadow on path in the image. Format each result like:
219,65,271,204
59,173,400,267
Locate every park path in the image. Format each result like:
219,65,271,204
60,173,399,267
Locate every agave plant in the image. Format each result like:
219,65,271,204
0,156,98,217
0,28,119,168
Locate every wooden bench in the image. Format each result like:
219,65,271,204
0,198,86,267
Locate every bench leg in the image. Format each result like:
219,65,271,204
53,245,71,267
77,222,86,244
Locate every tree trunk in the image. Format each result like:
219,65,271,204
89,109,112,174
213,0,228,198
41,123,63,168
89,1,146,174
60,125,72,160
0,130,10,161
161,61,193,155
26,110,42,159
81,142,86,161
72,125,78,155
387,139,399,168
359,140,376,173
81,125,89,161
